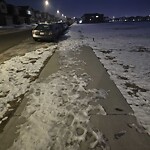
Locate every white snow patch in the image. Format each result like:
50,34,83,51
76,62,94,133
0,45,56,120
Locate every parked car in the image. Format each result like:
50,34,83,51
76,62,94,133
56,22,69,33
31,23,38,29
32,23,60,41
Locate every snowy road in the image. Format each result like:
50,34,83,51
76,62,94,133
0,29,31,53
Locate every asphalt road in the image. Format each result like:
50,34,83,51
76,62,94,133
0,29,32,53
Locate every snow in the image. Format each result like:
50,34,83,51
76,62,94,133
10,71,107,149
77,22,150,133
0,45,56,120
0,22,149,149
8,37,107,149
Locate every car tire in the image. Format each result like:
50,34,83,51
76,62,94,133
33,38,38,41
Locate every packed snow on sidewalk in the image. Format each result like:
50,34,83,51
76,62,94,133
0,24,33,35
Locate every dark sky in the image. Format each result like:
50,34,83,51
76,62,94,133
6,0,150,18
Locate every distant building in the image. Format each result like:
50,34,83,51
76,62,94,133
104,16,111,22
7,4,20,25
81,13,104,23
18,6,33,24
33,10,42,23
110,15,150,23
0,0,7,14
0,0,58,26
0,0,8,25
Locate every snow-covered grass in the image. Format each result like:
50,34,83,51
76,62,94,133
0,45,56,123
76,22,150,133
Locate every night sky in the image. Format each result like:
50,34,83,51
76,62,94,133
6,0,150,18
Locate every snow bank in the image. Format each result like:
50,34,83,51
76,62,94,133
0,45,56,123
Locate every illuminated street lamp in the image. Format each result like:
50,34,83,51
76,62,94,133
112,16,115,22
57,10,60,14
45,0,49,6
62,14,64,17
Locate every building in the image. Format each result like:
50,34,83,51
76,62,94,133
32,10,42,23
0,0,58,26
81,13,104,23
7,4,20,24
0,0,9,25
18,6,33,24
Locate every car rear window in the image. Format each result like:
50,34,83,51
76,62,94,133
35,24,52,30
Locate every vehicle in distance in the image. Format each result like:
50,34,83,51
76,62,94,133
32,23,60,42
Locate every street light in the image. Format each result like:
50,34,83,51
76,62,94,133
62,14,64,17
57,10,60,14
45,0,49,6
